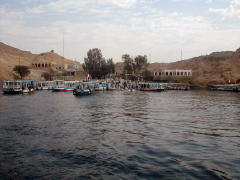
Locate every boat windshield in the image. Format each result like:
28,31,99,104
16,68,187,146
4,81,21,86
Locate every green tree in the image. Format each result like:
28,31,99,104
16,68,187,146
13,65,30,79
100,59,108,79
83,48,103,79
83,48,114,79
134,55,148,74
142,69,153,81
122,54,135,74
107,58,115,74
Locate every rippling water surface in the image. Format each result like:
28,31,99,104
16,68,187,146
0,90,239,179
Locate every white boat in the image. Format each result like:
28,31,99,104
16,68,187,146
52,80,79,92
138,82,165,92
37,81,54,90
3,80,37,94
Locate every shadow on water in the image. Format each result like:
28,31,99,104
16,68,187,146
0,90,239,179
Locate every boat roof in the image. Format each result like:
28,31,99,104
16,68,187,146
4,80,37,82
138,82,160,84
211,84,240,87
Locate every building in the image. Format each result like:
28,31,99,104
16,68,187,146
154,69,192,77
67,64,81,71
32,63,80,71
32,62,56,69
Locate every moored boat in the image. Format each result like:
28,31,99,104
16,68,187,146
3,80,22,94
208,84,240,92
52,80,65,92
3,80,37,94
94,82,108,91
52,80,78,92
37,81,54,90
138,82,165,92
22,88,36,93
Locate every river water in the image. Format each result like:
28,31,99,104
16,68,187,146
0,90,239,179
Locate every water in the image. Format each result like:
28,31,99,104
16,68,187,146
0,90,239,180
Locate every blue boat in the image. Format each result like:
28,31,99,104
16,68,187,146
94,82,108,91
73,83,93,96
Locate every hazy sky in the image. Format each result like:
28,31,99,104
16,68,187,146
0,0,240,63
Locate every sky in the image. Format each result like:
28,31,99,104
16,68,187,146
0,0,240,63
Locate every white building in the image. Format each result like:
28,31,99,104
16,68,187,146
154,69,192,77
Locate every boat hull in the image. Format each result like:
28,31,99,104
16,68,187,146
3,89,22,94
64,88,74,92
3,88,36,94
107,88,116,91
52,88,74,92
21,89,36,93
140,88,164,92
94,88,107,91
73,89,92,96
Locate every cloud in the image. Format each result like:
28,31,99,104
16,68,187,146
26,0,138,14
98,0,137,8
171,0,193,2
1,0,240,62
209,0,240,19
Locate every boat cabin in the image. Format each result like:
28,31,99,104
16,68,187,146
138,82,164,92
3,80,37,94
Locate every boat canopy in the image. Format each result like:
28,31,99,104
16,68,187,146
4,80,37,82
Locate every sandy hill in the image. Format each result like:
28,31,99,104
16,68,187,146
33,52,80,65
0,42,81,81
115,48,240,84
1,42,240,84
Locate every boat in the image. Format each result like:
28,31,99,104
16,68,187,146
52,80,78,92
208,84,240,92
165,83,190,90
64,81,77,92
3,80,22,94
94,82,108,91
138,82,165,92
37,81,54,90
22,88,36,93
73,83,93,96
3,80,37,94
52,80,64,92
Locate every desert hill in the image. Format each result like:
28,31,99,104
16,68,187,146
0,42,82,81
148,49,240,84
115,48,240,84
1,42,240,84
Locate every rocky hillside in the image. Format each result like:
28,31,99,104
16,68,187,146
116,48,240,84
0,42,81,81
1,42,240,84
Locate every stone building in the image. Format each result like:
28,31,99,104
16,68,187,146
32,62,56,69
154,69,192,77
